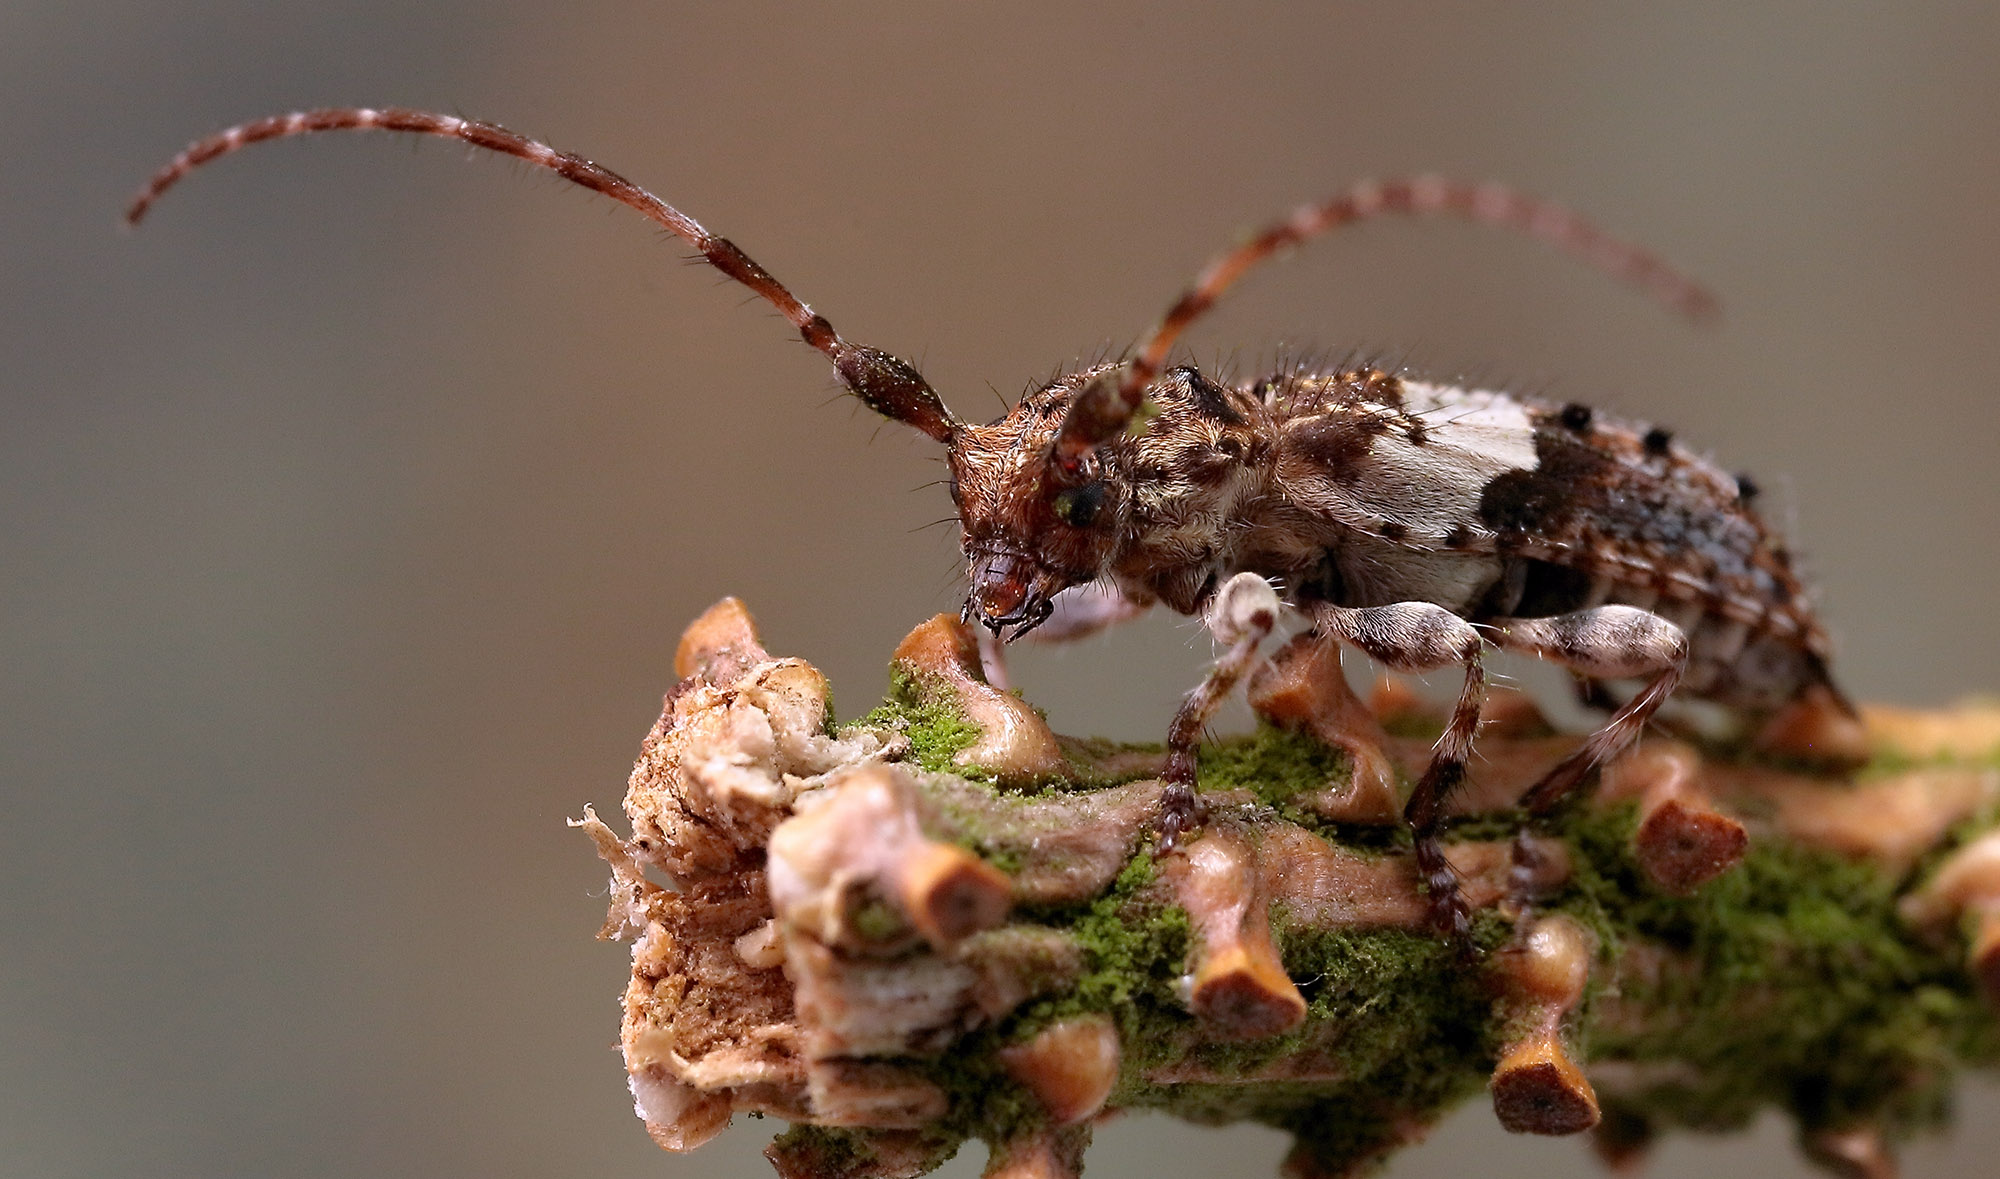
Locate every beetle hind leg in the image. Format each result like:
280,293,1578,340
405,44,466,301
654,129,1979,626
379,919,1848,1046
1491,606,1690,814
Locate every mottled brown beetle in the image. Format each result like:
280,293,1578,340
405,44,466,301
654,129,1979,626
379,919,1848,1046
129,108,1860,935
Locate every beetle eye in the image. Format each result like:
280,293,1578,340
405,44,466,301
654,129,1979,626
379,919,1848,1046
1053,480,1106,527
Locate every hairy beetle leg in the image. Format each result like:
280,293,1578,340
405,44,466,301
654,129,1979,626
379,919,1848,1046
1494,607,1690,815
1157,574,1281,854
1313,600,1489,939
1494,607,1692,918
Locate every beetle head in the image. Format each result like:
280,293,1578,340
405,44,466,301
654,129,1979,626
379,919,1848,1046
948,370,1129,639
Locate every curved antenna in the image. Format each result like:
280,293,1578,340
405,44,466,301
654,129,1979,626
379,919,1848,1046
1052,175,1720,471
128,107,959,442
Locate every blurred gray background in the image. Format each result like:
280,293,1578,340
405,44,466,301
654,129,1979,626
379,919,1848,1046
7,3,2000,1177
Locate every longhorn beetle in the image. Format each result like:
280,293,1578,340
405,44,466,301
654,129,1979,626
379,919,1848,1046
130,108,1857,936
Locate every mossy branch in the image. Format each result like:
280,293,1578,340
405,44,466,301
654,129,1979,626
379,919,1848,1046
580,598,2000,1179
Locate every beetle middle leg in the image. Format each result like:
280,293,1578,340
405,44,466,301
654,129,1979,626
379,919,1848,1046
1312,600,1489,938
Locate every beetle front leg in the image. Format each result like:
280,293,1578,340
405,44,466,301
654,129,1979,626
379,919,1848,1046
1157,573,1281,853
976,582,1153,690
1313,601,1488,938
1025,581,1154,643
1490,605,1689,813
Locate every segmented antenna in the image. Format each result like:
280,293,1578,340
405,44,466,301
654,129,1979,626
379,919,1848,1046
1052,175,1721,470
127,107,960,441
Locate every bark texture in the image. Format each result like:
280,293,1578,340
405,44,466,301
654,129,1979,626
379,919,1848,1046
580,598,2000,1179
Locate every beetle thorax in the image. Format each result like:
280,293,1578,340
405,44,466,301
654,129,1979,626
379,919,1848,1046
948,373,1133,635
950,365,1281,632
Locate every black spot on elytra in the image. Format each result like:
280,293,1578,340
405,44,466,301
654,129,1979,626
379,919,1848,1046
1478,429,1620,534
1558,402,1594,432
1377,521,1409,541
1477,421,1799,632
1643,426,1674,456
1443,524,1476,550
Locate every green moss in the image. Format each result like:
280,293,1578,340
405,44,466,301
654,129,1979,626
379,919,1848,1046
917,843,1522,1155
916,855,1196,1143
1112,916,1510,1146
829,680,2000,1164
975,841,1027,876
851,667,991,781
1067,855,1194,1020
766,1124,868,1176
994,854,1194,1038
1196,724,1356,824
1550,801,2000,1138
1194,725,1422,856
923,1042,1052,1146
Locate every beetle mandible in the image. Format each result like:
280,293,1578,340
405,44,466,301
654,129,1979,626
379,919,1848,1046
129,108,1859,935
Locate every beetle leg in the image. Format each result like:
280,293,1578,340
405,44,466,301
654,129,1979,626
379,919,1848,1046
976,583,1153,690
1023,581,1154,644
1313,601,1488,939
1157,574,1281,853
1490,606,1690,814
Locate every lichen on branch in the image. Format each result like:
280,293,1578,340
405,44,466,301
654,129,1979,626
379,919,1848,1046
579,598,2000,1179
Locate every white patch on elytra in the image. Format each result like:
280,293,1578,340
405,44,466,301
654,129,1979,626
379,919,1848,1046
1301,381,1539,541
1402,381,1539,471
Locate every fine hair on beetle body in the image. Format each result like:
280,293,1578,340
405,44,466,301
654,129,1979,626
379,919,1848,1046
130,107,1862,939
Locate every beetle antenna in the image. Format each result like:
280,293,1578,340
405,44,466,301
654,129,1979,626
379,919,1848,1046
127,107,960,441
1053,175,1717,470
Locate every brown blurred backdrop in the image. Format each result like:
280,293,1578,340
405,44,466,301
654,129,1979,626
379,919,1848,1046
7,3,2000,1177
